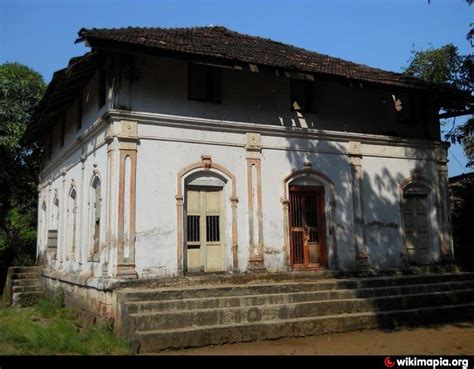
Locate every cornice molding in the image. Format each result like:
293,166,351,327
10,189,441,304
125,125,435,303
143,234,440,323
106,109,449,150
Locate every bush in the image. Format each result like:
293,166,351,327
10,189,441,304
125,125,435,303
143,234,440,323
0,296,132,355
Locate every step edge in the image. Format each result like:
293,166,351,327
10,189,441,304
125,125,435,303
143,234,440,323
122,280,474,306
128,288,474,318
135,302,474,335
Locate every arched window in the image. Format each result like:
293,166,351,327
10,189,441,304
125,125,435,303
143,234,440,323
52,194,59,230
67,187,77,258
401,181,432,265
40,201,47,249
90,176,102,255
47,194,60,255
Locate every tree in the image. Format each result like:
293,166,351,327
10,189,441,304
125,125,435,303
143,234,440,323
403,44,473,167
0,63,46,286
408,1,474,168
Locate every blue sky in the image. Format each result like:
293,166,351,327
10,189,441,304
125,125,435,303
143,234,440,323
1,0,472,176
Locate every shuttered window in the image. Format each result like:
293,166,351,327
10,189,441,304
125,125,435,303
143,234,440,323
402,190,431,264
290,79,317,113
188,64,221,103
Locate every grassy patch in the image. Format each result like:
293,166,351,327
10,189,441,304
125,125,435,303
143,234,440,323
0,296,132,355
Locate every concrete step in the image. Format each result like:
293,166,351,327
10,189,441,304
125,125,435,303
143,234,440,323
118,272,474,302
11,272,42,280
12,285,43,293
115,265,464,290
8,266,42,274
122,280,474,314
129,289,474,332
12,279,42,287
135,302,474,352
11,291,43,307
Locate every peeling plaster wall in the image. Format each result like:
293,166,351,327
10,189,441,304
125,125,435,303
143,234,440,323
133,119,446,277
259,134,356,271
362,154,442,269
135,127,249,277
38,124,111,280
36,52,449,282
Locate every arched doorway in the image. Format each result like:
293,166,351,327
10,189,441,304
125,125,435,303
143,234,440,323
283,167,336,270
184,172,227,273
288,182,327,270
176,155,239,274
401,180,435,265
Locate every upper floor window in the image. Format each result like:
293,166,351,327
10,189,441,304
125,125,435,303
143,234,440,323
188,64,221,103
59,115,66,148
98,67,107,110
290,79,317,113
393,93,413,124
77,94,83,131
47,132,53,159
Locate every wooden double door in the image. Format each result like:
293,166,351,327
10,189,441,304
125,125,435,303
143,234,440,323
289,186,327,270
185,187,224,273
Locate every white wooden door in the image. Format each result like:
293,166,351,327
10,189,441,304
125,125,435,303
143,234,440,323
186,188,224,272
402,195,431,264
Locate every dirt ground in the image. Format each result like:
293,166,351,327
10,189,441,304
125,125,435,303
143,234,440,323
159,321,474,355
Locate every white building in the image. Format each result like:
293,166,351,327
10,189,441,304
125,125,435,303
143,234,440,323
26,27,461,311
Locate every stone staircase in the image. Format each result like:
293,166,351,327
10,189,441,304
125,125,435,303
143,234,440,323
115,271,474,353
3,266,44,307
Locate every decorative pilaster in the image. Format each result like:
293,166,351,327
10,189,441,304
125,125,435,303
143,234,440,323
79,153,86,268
115,120,139,279
281,197,290,270
246,133,265,271
437,156,453,262
36,186,45,264
45,183,52,265
59,168,67,268
176,194,184,272
231,196,239,272
348,141,370,270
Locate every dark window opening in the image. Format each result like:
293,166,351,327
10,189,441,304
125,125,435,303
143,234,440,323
187,215,200,243
394,93,413,124
77,94,83,131
98,68,107,109
290,79,317,113
60,115,66,148
188,64,221,103
206,215,220,242
92,176,102,255
47,132,53,159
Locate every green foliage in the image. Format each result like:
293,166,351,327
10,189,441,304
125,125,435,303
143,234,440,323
0,298,132,355
0,63,46,292
449,173,474,269
405,1,473,168
404,44,471,91
0,63,45,150
446,117,474,168
35,289,66,318
403,45,473,167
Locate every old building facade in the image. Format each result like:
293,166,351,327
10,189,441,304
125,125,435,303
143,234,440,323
27,26,461,318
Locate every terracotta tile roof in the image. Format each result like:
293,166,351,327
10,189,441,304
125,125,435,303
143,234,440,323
25,26,468,144
77,25,439,90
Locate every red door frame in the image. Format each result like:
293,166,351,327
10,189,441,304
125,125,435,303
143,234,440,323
288,185,327,270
